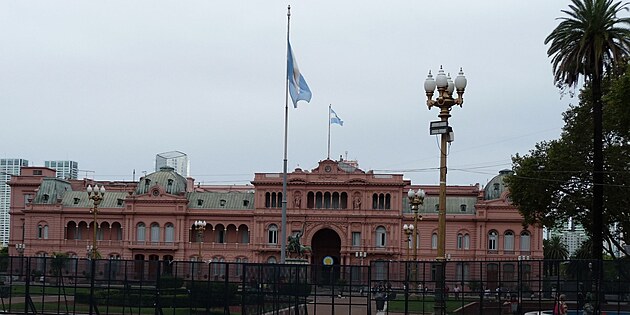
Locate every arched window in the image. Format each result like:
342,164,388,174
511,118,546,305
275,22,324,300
431,233,438,249
385,194,391,209
503,263,515,282
268,224,278,244
151,223,160,244
307,192,315,209
165,223,174,243
375,226,387,247
340,192,348,209
488,230,498,251
166,179,173,194
315,192,323,209
520,231,531,253
137,223,146,243
216,225,225,243
457,233,464,249
265,192,271,208
271,192,277,208
324,192,331,209
267,256,277,264
332,192,340,209
504,231,515,252
37,224,48,239
464,234,470,249
455,262,470,281
211,257,226,276
374,260,387,281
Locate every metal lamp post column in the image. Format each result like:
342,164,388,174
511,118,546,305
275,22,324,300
407,189,425,291
407,189,425,262
87,184,105,259
424,66,467,315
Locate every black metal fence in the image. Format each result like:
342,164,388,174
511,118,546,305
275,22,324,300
0,256,628,314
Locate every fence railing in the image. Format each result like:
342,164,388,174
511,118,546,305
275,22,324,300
0,257,628,314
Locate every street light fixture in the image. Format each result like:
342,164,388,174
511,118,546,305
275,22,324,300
86,184,105,259
424,66,467,315
355,251,367,265
403,224,414,261
15,243,25,256
194,220,207,260
407,189,425,262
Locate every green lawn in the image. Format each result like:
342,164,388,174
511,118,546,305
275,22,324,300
388,296,481,314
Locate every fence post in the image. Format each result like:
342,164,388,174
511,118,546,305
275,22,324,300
89,258,97,315
367,263,372,314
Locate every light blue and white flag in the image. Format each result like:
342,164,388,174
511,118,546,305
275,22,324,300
330,107,343,126
287,40,312,107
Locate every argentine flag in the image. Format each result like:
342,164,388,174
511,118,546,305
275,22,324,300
330,108,343,126
287,40,312,107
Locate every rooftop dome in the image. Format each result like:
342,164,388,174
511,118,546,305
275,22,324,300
484,169,513,200
135,166,187,195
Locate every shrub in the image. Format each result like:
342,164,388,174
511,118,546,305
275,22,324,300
158,276,184,289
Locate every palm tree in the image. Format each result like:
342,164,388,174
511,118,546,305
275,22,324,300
544,236,569,276
545,0,630,261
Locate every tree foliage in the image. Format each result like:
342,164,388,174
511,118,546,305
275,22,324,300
544,0,630,260
506,64,630,258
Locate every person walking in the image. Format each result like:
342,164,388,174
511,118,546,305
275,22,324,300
554,294,568,315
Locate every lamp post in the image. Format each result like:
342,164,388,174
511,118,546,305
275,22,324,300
355,251,367,266
407,189,425,262
403,224,414,261
15,243,25,256
424,66,467,315
194,220,206,261
86,184,105,259
355,251,367,289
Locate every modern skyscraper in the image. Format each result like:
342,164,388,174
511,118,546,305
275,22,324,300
44,160,78,180
1,158,29,246
155,151,189,177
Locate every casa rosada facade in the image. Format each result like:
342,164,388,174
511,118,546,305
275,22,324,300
8,159,542,269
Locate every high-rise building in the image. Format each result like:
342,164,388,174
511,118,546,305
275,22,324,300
44,160,78,180
549,219,589,256
1,158,29,246
155,151,189,177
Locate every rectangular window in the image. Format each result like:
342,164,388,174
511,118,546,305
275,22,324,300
352,232,361,247
268,229,278,244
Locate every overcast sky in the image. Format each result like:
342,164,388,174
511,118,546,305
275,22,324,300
1,1,579,187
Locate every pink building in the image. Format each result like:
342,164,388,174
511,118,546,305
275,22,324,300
8,158,542,280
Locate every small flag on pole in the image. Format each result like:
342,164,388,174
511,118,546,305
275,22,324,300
330,108,343,126
287,40,312,107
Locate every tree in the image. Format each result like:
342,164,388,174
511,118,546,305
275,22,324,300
507,64,630,258
545,0,630,260
544,236,569,276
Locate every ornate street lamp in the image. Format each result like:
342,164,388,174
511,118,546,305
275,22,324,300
194,220,207,260
86,184,105,259
407,189,425,262
424,66,467,315
15,243,25,256
403,224,414,261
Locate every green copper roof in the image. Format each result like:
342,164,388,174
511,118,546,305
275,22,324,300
61,191,129,208
187,191,254,210
135,166,187,195
485,169,513,200
33,178,72,204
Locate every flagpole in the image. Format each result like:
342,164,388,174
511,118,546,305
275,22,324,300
280,5,291,264
328,104,331,159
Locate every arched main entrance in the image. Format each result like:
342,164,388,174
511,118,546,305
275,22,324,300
311,228,341,284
